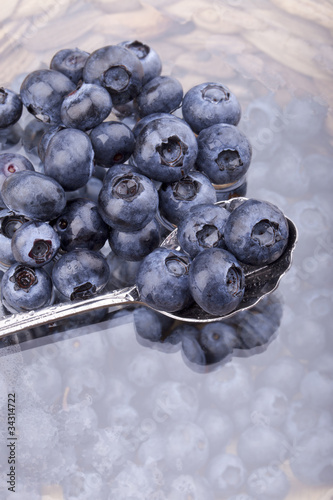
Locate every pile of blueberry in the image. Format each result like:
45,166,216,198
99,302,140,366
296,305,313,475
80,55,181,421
0,41,289,317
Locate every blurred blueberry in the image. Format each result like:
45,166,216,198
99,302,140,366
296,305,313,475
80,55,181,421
208,453,247,496
197,408,234,454
284,400,333,443
250,386,288,428
246,465,290,500
165,421,209,473
290,428,333,486
255,356,305,398
300,369,333,410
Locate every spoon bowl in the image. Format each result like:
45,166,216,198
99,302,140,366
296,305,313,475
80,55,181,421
0,198,297,339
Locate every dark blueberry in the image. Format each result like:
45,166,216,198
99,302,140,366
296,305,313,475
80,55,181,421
44,128,94,191
290,428,333,486
38,125,65,163
137,76,183,117
196,123,252,185
1,171,66,221
0,88,23,129
50,48,90,84
60,83,112,131
199,321,240,364
182,82,241,133
90,121,135,168
133,115,198,182
159,171,217,226
132,112,183,139
52,249,110,300
22,118,50,156
20,69,75,124
208,453,247,496
1,263,53,313
189,247,245,316
179,324,207,366
0,153,35,207
106,251,141,289
246,466,290,500
177,203,230,259
11,220,60,267
83,45,144,105
108,218,160,261
224,199,289,266
118,40,162,84
0,214,29,268
136,247,192,312
54,198,109,251
133,306,173,343
98,170,158,231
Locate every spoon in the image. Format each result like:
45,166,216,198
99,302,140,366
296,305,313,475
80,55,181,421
0,198,297,339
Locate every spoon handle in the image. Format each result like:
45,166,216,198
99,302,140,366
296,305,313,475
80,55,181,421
0,286,139,339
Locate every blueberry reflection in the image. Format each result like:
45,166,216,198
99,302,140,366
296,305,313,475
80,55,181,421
133,292,283,373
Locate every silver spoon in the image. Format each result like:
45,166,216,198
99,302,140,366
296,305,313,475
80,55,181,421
0,198,297,339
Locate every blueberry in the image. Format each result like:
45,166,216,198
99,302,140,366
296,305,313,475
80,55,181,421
90,121,135,168
197,408,234,454
199,321,240,364
60,83,112,131
50,48,90,84
0,153,35,207
83,45,144,105
38,125,64,163
1,171,66,221
208,453,247,496
246,466,290,500
182,82,241,133
180,325,207,366
20,69,75,124
177,203,230,259
54,198,109,251
52,249,110,300
189,247,245,316
1,263,53,313
137,76,183,117
283,401,332,443
290,428,333,486
106,251,141,289
118,40,162,84
136,247,192,312
22,118,50,156
255,356,306,399
224,199,289,266
133,115,198,182
133,306,173,343
0,88,23,129
237,425,289,470
0,214,29,268
108,217,160,261
132,112,183,139
11,220,60,267
159,171,217,227
196,123,252,185
250,386,288,428
44,127,94,190
98,170,158,231
165,421,209,472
